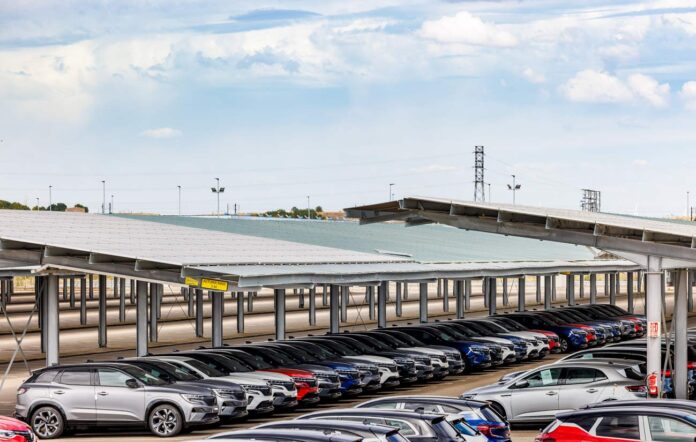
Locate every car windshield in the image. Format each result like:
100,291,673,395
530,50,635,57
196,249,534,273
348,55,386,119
356,335,393,352
250,347,296,366
567,310,594,321
277,345,317,363
450,418,478,436
182,359,226,377
437,325,469,340
553,311,579,323
479,405,506,423
295,341,340,360
389,331,427,347
226,351,274,370
336,338,370,353
348,336,382,352
315,339,358,356
433,419,464,439
536,315,561,326
496,318,526,331
369,333,401,348
479,321,507,333
121,366,168,386
427,327,457,342
143,360,201,381
195,353,252,373
460,322,493,336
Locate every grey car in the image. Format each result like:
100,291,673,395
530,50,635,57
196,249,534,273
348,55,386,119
15,363,219,439
253,419,410,442
461,361,647,423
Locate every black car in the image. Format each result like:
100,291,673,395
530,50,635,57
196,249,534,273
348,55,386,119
208,428,362,442
255,419,408,442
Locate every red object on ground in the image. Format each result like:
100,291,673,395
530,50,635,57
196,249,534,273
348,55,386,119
0,415,35,441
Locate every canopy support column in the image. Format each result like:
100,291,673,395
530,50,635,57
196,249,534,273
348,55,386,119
329,284,340,333
119,278,126,322
46,275,59,366
419,282,428,323
455,280,464,318
136,280,148,357
609,273,617,305
517,276,526,312
579,275,585,299
395,282,402,317
274,289,285,341
237,292,244,333
590,274,597,304
377,281,388,328
675,269,689,399
544,275,552,310
627,272,634,313
79,277,87,325
340,286,349,322
211,291,223,347
442,279,449,312
502,278,509,306
464,280,471,310
567,274,575,306
535,276,542,303
689,271,694,312
646,256,663,395
69,277,75,308
488,278,497,316
149,284,159,342
308,288,316,326
195,288,204,337
98,275,107,348
367,286,375,320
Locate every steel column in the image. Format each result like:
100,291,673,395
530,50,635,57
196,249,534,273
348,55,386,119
488,278,497,315
308,287,316,326
149,284,158,342
130,279,136,304
609,273,617,305
40,277,48,354
404,282,409,300
298,289,305,308
604,274,610,296
136,280,148,357
237,292,244,333
517,276,526,312
689,271,694,312
195,289,204,337
395,282,402,317
62,277,67,301
590,273,597,304
646,256,663,394
79,277,87,325
329,284,340,333
89,274,94,300
98,275,107,347
46,275,60,366
483,277,489,308
567,274,575,306
419,282,428,323
464,280,471,310
455,280,464,319
69,277,75,308
377,281,388,328
211,291,223,347
627,272,634,313
502,278,509,306
340,286,349,322
119,278,126,322
579,275,585,299
535,276,541,303
551,275,557,301
322,284,328,306
544,275,552,310
185,287,194,317
274,289,286,341
442,279,449,312
368,286,375,320
675,269,689,399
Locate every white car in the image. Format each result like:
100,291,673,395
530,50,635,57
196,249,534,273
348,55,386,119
475,319,550,358
145,356,276,414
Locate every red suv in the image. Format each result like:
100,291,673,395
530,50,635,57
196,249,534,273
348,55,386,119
0,415,35,441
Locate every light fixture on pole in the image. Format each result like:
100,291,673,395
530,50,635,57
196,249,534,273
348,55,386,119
507,174,522,205
487,183,492,202
307,195,311,219
101,180,106,214
110,194,114,214
35,197,40,211
389,183,395,201
48,185,52,211
177,185,182,216
211,178,225,217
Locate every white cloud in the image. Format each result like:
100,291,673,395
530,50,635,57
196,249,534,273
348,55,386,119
632,159,649,167
560,70,670,107
681,81,696,110
419,11,518,47
142,127,182,138
521,67,546,84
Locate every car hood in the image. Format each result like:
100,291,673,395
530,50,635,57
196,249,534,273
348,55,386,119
0,415,30,431
474,336,515,345
229,372,290,382
262,368,316,378
397,346,446,356
178,379,244,393
220,374,269,386
342,355,394,364
462,382,510,396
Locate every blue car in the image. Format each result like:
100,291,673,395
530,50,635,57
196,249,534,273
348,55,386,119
503,313,588,352
356,395,511,442
396,326,494,370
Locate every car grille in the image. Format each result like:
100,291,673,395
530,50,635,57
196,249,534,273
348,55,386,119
404,361,415,370
202,396,217,406
256,386,272,396
269,380,296,391
320,374,340,384
15,431,34,442
234,391,246,400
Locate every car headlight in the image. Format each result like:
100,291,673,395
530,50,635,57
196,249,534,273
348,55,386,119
213,388,239,397
181,394,210,405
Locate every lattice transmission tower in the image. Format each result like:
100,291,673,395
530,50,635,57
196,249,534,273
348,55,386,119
580,189,601,212
473,146,486,202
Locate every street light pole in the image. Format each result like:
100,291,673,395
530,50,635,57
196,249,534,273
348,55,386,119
177,186,182,216
101,180,106,214
48,185,52,211
507,174,522,205
389,183,395,201
110,195,114,214
35,197,40,210
307,195,311,219
487,184,492,202
211,178,225,217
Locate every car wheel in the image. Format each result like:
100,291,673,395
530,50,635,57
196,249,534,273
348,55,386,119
489,402,507,421
148,404,183,437
31,406,65,439
559,338,569,352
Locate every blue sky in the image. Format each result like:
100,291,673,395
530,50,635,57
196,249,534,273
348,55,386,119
1,0,696,216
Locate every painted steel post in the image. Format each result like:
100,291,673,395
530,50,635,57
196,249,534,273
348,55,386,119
483,277,489,308
195,289,204,337
488,278,497,316
646,256,663,394
130,279,136,304
341,286,349,323
368,286,375,320
455,280,464,319
403,282,409,300
567,274,575,306
119,278,126,322
675,269,688,399
136,280,148,357
274,289,286,341
579,275,585,299
377,281,388,328
517,276,526,312
590,273,597,304
551,275,557,301
98,275,107,348
46,275,60,366
604,274,610,297
329,285,340,333
535,276,541,303
395,282,402,317
627,272,634,313
185,287,194,317
247,292,254,312
298,289,305,308
544,275,552,310
419,282,428,323
609,273,617,305
211,291,223,347
689,271,694,312
237,292,244,334
322,284,328,306
89,274,94,300
464,279,471,311
69,277,75,308
79,277,87,325
40,277,48,354
442,279,449,312
309,287,316,326
502,278,509,306
149,284,158,342
437,279,442,298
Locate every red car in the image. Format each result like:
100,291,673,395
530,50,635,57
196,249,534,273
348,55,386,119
0,415,35,441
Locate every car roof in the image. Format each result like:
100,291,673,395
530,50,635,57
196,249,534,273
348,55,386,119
299,409,444,421
34,362,137,372
257,419,397,435
357,395,488,408
212,429,362,442
550,360,637,369
586,400,696,410
557,407,696,420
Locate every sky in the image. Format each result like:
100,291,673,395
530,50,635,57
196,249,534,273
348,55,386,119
1,1,696,216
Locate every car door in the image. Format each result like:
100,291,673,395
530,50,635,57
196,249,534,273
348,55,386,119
558,367,608,411
509,367,562,420
644,414,696,441
53,369,96,421
95,368,146,422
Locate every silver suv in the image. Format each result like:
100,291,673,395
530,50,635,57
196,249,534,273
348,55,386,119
16,363,219,439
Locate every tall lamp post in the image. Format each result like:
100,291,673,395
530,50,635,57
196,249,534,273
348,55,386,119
211,178,225,217
389,183,395,201
307,195,311,219
35,197,40,211
507,174,522,205
110,195,114,214
48,185,52,211
101,180,106,214
177,185,182,216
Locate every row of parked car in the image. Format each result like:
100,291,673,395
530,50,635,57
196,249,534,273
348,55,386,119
13,303,646,439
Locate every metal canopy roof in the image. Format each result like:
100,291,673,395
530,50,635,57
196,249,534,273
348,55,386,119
0,209,641,288
345,197,696,268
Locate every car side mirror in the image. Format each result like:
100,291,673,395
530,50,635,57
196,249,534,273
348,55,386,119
513,380,529,389
125,379,140,389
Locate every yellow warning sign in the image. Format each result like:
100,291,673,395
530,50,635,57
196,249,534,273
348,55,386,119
200,278,229,292
184,276,200,287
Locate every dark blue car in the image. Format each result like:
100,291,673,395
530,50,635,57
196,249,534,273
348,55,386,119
502,313,588,352
396,326,494,370
356,395,511,442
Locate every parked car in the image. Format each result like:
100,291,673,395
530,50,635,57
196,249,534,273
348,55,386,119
501,313,589,352
145,356,275,414
356,395,511,442
461,361,647,423
207,428,363,442
298,408,478,442
487,316,561,353
429,322,520,364
376,329,466,374
573,304,645,336
254,419,410,442
0,415,35,442
535,406,696,442
16,363,219,439
117,358,248,420
463,319,550,359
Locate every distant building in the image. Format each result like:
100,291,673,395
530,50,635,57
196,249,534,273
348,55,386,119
66,206,87,213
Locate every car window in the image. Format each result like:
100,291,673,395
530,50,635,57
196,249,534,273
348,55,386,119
647,415,696,441
59,369,91,386
441,404,461,414
333,417,418,436
595,415,640,440
404,402,440,413
479,406,506,423
98,369,134,387
365,402,399,409
34,370,58,383
565,415,599,432
565,368,606,385
522,368,562,388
